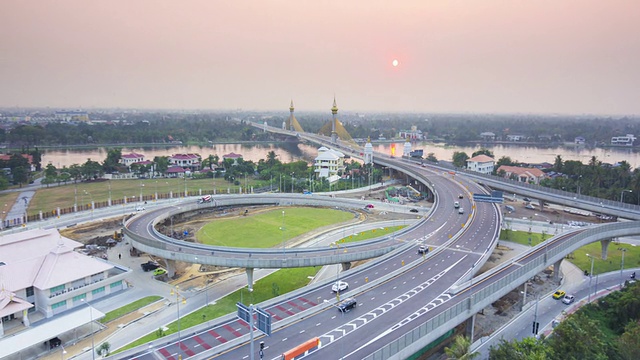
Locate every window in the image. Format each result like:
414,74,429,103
26,286,34,297
92,287,105,295
50,285,64,294
73,294,86,302
110,281,122,289
51,300,67,309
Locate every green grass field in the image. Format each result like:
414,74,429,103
339,225,405,244
27,177,263,216
99,296,162,324
500,229,640,274
196,207,348,247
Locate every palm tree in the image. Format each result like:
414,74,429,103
444,335,480,360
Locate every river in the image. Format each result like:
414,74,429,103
41,141,640,169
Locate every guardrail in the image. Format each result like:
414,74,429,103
362,220,640,359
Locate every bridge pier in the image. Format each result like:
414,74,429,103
553,259,562,283
600,238,612,259
341,262,352,271
537,199,544,211
465,314,476,343
246,268,254,290
166,259,177,278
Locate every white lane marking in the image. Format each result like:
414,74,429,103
317,257,466,353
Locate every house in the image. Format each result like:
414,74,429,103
166,166,186,178
480,132,496,141
506,135,525,142
466,155,495,174
222,152,243,166
497,165,547,184
398,126,424,141
574,136,586,145
169,154,201,171
0,228,130,336
313,147,345,183
0,154,37,172
611,134,636,146
119,153,145,167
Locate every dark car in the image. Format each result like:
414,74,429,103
141,261,160,272
337,297,357,312
523,197,531,202
409,208,419,213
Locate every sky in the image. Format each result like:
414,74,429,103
1,1,639,115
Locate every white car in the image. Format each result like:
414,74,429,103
332,281,349,293
562,294,575,304
458,207,464,214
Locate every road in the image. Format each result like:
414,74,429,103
473,267,638,359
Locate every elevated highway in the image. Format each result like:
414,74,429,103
117,124,640,360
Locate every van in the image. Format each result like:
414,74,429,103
454,201,460,208
337,298,357,312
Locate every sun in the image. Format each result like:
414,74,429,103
392,59,399,67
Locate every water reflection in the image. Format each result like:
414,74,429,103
42,141,640,169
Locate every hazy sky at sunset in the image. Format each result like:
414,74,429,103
1,1,639,115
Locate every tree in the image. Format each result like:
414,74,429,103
43,163,57,187
102,148,122,173
444,335,479,360
548,312,609,359
153,156,170,176
452,152,469,168
618,320,640,360
96,341,111,357
489,337,552,360
553,155,563,173
472,148,493,158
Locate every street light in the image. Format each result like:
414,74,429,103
620,189,632,203
291,172,295,193
61,345,67,360
618,247,627,287
281,211,286,257
170,286,187,345
586,254,596,302
81,298,96,360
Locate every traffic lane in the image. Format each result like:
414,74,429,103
211,251,475,360
302,255,477,359
212,245,478,358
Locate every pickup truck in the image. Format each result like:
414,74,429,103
141,261,160,272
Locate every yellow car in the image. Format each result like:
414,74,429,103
553,290,566,300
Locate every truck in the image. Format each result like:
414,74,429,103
409,149,424,158
198,195,213,204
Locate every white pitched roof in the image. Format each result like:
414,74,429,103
0,228,112,291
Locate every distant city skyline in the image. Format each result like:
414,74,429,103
1,1,639,115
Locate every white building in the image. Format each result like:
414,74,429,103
119,152,145,167
0,229,130,336
466,155,495,174
314,147,345,183
611,134,636,146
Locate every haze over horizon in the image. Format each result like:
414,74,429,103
1,1,639,116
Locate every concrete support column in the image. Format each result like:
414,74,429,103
166,259,177,278
341,262,352,271
246,268,254,290
537,199,544,211
465,314,476,343
553,259,563,283
39,211,43,221
600,239,611,260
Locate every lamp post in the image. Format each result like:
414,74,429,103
619,247,627,287
84,191,94,219
61,345,67,360
281,211,286,257
586,254,596,302
170,286,186,346
108,180,112,206
81,298,96,360
621,189,632,203
139,182,144,202
291,172,294,193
